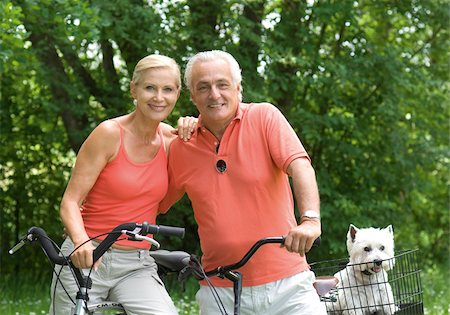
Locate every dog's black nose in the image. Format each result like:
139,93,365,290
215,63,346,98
374,259,382,266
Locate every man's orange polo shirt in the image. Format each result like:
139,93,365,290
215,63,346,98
160,102,311,287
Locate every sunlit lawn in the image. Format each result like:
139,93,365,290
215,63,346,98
0,274,199,315
1,267,448,315
0,296,199,315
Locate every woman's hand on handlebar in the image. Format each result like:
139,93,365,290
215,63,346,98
71,240,102,270
283,220,321,256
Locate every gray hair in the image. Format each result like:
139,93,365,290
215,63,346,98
184,50,243,101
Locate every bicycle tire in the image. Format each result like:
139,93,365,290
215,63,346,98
86,301,126,314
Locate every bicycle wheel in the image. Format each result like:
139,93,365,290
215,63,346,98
87,301,127,314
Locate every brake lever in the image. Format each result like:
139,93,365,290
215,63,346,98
121,230,160,249
133,234,160,249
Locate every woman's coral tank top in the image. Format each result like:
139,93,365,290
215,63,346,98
81,120,168,249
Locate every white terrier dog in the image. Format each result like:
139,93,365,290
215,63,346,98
326,224,397,315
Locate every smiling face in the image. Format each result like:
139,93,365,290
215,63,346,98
131,67,180,122
189,58,241,132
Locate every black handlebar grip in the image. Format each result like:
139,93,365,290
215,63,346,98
280,236,321,247
28,227,68,265
149,225,185,238
92,223,136,263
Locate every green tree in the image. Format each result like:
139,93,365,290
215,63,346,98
262,0,449,263
1,0,448,281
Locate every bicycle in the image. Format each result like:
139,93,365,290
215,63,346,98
9,222,185,315
151,236,325,315
151,237,424,315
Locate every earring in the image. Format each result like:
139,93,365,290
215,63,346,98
133,99,138,106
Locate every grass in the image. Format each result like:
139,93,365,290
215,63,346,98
1,265,448,314
0,273,199,315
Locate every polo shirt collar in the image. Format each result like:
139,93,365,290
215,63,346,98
196,103,244,131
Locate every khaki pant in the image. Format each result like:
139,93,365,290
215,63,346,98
49,238,178,315
196,270,327,315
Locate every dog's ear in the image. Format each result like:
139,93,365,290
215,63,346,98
348,224,358,242
384,225,394,235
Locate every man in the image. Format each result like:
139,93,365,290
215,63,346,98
160,50,326,314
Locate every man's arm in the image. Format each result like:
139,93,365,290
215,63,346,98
158,139,187,214
283,157,321,256
158,186,185,214
159,116,198,213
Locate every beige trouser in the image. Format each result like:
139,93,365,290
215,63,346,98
196,270,327,315
49,238,178,315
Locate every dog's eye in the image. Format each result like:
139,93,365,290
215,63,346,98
380,246,385,251
364,247,371,252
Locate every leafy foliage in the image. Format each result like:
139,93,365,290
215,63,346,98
1,0,448,280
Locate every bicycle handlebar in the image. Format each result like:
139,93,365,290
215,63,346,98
21,227,68,265
191,236,320,315
204,236,320,277
93,222,184,262
9,222,185,266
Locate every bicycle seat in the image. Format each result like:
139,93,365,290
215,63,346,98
313,276,339,296
150,250,190,271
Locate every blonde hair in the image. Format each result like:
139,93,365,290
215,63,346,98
132,54,181,88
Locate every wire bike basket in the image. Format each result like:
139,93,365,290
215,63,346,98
310,249,424,315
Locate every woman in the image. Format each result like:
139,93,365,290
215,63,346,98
50,54,187,314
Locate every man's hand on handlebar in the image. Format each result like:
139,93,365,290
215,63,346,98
283,220,321,256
